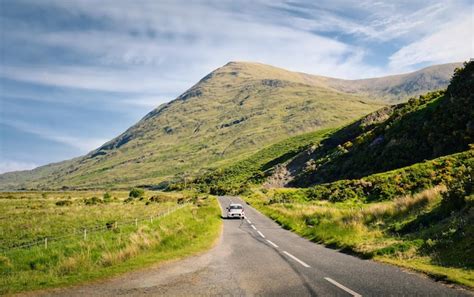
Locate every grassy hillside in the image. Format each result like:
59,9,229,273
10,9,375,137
179,128,334,194
0,62,459,190
287,61,473,187
0,62,382,190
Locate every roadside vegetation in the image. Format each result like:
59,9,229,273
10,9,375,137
0,190,221,294
245,151,473,287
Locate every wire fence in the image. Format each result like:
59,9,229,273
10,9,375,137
0,203,191,253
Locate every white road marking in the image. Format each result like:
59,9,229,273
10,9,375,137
251,225,257,230
247,219,252,224
257,231,265,238
266,239,279,248
324,277,362,297
283,251,310,268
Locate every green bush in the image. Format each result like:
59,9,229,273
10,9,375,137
305,150,472,202
83,197,103,205
55,200,72,207
103,192,111,202
129,188,145,198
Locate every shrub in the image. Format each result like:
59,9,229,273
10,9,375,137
103,192,112,202
84,197,104,205
129,188,145,198
55,200,72,207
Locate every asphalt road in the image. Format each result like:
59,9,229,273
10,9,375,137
35,196,472,297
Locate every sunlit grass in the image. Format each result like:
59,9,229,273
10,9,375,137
246,185,474,287
0,191,221,294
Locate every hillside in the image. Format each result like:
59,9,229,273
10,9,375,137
0,62,461,190
193,61,472,194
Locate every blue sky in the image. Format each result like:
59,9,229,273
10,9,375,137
0,0,473,173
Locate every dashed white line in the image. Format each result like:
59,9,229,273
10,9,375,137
266,239,278,248
283,251,310,268
247,219,252,224
324,277,362,297
251,225,257,230
257,231,265,238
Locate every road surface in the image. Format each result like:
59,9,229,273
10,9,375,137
36,196,471,296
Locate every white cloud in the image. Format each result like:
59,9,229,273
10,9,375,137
0,160,38,174
389,14,473,69
266,0,460,42
0,65,191,94
0,119,108,152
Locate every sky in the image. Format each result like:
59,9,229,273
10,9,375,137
0,0,473,173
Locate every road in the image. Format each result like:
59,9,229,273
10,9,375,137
36,196,471,297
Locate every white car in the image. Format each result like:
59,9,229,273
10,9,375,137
226,203,245,219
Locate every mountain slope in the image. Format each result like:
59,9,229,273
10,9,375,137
287,61,473,187
192,61,472,193
0,62,461,190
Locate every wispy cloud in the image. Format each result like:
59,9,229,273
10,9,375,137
389,13,473,68
0,161,38,174
1,119,108,152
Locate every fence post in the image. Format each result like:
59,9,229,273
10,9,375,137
44,237,48,249
135,218,138,227
150,216,153,223
83,228,87,240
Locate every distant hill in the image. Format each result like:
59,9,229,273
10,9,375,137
322,62,462,103
0,61,462,190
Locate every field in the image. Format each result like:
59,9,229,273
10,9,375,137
0,190,221,294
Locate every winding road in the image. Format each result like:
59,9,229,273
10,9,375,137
37,196,471,296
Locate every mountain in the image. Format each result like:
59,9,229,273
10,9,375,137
0,61,462,190
193,61,472,194
322,62,462,103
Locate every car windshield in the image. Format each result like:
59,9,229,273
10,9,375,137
229,205,242,210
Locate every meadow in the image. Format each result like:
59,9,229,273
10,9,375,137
0,190,221,294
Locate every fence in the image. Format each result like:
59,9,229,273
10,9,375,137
0,203,190,253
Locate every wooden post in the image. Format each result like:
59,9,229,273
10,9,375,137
44,238,48,249
83,229,87,240
150,216,153,223
135,218,138,227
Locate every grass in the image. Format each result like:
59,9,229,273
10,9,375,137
187,128,334,194
246,185,474,288
0,191,222,294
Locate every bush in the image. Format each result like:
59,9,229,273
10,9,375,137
129,188,145,198
103,192,112,202
84,197,104,205
304,150,472,203
55,200,72,207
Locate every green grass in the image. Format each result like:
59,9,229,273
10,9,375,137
0,191,222,294
245,163,474,287
186,128,334,194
